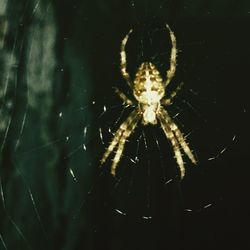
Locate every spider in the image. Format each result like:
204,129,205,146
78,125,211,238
100,24,197,179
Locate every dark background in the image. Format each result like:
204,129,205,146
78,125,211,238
0,0,249,249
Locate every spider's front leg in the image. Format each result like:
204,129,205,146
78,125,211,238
164,24,177,87
120,29,133,86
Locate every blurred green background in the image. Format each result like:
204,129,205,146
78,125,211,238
0,0,249,249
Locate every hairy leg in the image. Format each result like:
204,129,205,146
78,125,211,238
161,82,184,105
120,29,133,85
165,24,177,86
160,108,197,165
110,114,139,175
158,111,185,178
101,109,140,175
114,87,134,106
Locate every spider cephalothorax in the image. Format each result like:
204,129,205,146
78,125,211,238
100,24,197,179
134,62,165,125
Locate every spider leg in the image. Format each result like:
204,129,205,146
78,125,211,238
100,109,137,164
114,87,134,106
110,113,139,175
120,29,133,86
164,24,177,87
101,109,140,174
160,108,197,165
161,82,184,105
158,111,185,178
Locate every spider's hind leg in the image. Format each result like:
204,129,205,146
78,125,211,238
158,112,185,178
160,108,197,165
110,114,139,175
101,109,140,176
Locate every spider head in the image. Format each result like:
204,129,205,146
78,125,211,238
133,62,165,124
133,62,165,103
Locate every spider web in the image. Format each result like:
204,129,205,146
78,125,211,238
0,0,249,249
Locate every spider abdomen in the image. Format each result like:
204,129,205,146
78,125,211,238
140,103,159,125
